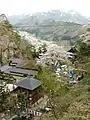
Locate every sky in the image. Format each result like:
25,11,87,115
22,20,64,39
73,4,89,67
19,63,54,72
1,0,90,17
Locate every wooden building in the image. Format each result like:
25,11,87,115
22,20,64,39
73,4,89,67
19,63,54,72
67,46,77,59
67,46,77,53
15,77,42,104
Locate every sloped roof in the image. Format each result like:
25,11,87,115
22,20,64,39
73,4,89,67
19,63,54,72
15,77,41,90
0,65,12,71
68,47,77,53
10,67,38,75
2,67,38,76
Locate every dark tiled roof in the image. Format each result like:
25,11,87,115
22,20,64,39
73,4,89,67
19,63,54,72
68,47,77,53
0,58,38,77
15,77,41,90
10,68,38,76
0,65,12,71
3,67,38,76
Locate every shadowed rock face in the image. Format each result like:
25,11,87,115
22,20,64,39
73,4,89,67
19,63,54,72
0,14,7,22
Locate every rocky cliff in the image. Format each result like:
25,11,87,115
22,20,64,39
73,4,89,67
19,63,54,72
0,14,21,64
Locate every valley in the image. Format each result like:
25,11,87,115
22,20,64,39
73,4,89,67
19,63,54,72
0,12,90,120
15,21,85,45
19,31,68,66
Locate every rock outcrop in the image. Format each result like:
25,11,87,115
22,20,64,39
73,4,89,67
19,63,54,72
0,14,21,64
0,14,7,23
80,27,90,46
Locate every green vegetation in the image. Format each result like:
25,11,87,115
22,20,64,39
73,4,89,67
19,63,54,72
36,68,90,120
20,39,39,59
86,27,90,31
35,67,60,92
21,60,38,70
0,19,21,64
0,72,16,112
77,40,90,56
0,15,90,120
61,35,71,40
34,37,90,120
0,18,40,66
16,21,85,47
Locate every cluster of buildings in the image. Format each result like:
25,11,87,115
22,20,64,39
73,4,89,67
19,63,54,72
0,58,42,105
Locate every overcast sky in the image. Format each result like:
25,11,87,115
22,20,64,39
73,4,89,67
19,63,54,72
1,0,90,16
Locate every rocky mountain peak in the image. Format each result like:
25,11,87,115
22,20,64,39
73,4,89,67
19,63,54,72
9,10,90,25
0,14,7,23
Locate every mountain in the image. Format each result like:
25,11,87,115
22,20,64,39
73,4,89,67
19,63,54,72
16,20,86,46
8,10,90,25
8,14,26,25
8,10,88,46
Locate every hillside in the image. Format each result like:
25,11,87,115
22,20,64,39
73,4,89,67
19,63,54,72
0,14,38,65
0,14,22,64
9,10,89,46
1,13,90,120
19,31,68,66
16,21,86,46
80,27,90,46
76,27,90,72
36,27,90,120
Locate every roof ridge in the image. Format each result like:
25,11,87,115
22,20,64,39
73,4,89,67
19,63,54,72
15,77,41,90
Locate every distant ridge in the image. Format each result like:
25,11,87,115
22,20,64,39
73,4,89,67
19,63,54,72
8,10,90,25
